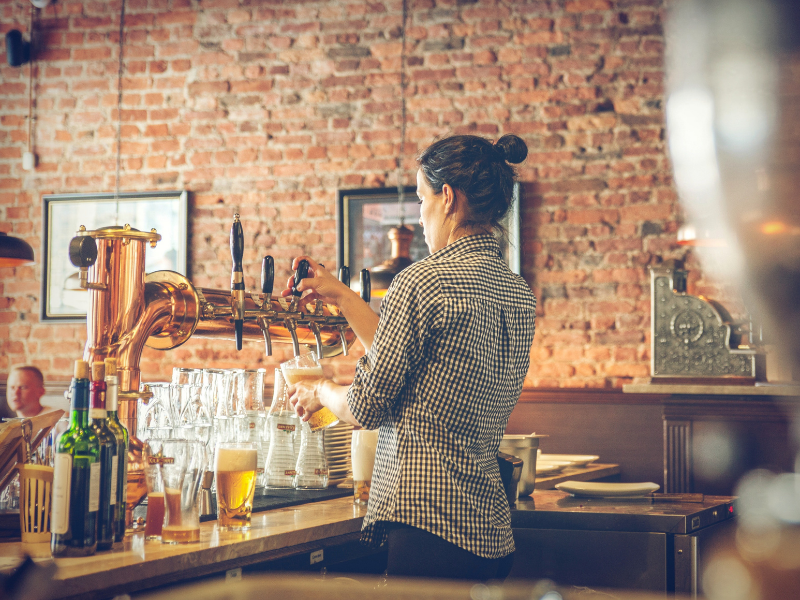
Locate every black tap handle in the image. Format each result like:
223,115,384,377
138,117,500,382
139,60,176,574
261,256,274,295
292,259,310,297
231,214,245,351
230,215,244,289
338,266,350,288
68,236,97,268
360,269,371,303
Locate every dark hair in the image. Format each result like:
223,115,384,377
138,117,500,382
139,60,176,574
417,134,528,234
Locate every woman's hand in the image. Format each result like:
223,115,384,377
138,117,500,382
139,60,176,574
280,255,352,308
287,379,324,422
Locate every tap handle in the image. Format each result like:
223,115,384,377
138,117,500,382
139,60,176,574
261,255,274,295
338,266,350,287
230,214,244,287
230,214,245,351
68,235,98,269
360,269,371,303
292,259,310,297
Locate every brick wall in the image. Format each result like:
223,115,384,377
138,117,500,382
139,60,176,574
0,0,742,389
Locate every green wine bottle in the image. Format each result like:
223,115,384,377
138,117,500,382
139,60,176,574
104,357,128,543
51,360,101,557
89,361,116,551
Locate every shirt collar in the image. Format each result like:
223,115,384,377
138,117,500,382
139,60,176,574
427,233,503,262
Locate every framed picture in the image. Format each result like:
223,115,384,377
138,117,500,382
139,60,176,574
336,183,521,289
41,190,188,322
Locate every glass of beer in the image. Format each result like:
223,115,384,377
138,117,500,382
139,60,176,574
143,439,165,540
158,440,206,544
280,351,339,431
350,429,379,505
215,442,258,530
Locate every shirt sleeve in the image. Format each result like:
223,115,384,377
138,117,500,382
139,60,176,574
347,267,440,430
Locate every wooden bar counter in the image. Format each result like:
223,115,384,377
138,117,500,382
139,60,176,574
0,497,367,600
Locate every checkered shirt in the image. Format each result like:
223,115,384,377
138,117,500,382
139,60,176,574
347,234,536,559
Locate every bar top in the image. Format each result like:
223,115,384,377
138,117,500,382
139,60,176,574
0,497,366,600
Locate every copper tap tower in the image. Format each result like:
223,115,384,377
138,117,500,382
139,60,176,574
68,216,368,525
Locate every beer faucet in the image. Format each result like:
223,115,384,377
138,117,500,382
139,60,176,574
254,255,275,356
68,228,104,290
283,259,310,357
230,214,245,351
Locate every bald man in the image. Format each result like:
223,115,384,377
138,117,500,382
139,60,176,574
6,366,46,418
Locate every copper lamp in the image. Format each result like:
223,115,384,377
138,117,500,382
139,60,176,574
0,232,35,267
370,225,414,298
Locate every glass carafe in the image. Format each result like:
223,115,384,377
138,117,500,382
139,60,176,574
293,421,328,489
263,369,298,489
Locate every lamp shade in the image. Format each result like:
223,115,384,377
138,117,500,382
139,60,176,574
0,232,35,267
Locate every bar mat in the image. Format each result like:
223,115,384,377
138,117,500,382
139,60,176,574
134,486,352,524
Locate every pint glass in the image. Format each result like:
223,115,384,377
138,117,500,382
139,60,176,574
159,440,206,544
280,351,339,431
215,442,258,530
351,429,379,505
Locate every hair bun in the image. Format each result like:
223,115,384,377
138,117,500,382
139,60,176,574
494,134,528,165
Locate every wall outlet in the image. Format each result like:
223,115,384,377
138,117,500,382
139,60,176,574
22,151,34,171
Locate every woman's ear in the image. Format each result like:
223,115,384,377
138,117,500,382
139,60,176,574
441,183,457,215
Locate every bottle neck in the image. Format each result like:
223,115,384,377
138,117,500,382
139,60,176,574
105,376,118,411
69,377,90,428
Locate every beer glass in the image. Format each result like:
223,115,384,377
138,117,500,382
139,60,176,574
280,351,339,431
159,440,206,544
172,367,203,387
143,439,165,540
232,369,267,476
351,429,379,505
264,370,298,489
215,442,258,530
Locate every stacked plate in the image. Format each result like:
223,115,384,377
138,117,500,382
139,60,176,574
536,454,600,476
323,422,354,485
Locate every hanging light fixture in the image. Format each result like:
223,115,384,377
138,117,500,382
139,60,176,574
370,0,411,299
676,221,726,247
0,232,35,268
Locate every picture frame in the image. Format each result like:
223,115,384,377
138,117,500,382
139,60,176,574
335,183,521,286
41,190,188,322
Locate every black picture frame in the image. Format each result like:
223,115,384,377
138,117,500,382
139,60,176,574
41,190,188,322
335,184,521,287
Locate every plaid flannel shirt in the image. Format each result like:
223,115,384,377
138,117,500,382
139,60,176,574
347,234,536,558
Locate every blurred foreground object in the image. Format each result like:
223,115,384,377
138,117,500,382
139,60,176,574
667,0,800,598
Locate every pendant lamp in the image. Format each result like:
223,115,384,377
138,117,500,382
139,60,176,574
0,232,35,267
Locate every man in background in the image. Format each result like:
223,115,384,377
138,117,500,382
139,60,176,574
5,365,47,418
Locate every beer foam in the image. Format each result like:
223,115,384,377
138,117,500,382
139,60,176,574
281,365,324,384
216,447,257,472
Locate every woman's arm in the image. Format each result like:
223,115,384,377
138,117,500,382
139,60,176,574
288,378,361,428
281,255,379,351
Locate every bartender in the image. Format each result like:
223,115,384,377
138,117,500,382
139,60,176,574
284,134,536,581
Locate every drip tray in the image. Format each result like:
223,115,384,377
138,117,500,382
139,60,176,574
134,486,353,524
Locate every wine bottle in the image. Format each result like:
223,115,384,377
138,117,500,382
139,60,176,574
104,357,128,543
51,360,101,557
89,361,116,551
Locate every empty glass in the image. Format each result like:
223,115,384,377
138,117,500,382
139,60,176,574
294,422,328,489
158,440,206,544
264,369,299,489
232,369,267,477
202,369,233,447
139,382,174,441
172,367,203,387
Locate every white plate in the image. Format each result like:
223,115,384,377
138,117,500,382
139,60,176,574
539,454,599,467
555,481,660,498
536,459,574,468
536,464,564,476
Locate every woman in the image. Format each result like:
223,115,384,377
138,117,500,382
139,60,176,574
283,134,536,580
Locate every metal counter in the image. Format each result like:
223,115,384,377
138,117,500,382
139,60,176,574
509,490,736,597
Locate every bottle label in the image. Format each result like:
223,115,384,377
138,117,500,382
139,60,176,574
90,408,107,419
110,458,118,505
284,469,297,476
314,469,328,475
52,453,73,535
277,423,295,432
88,462,101,512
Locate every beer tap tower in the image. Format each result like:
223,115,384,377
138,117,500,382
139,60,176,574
68,215,370,525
